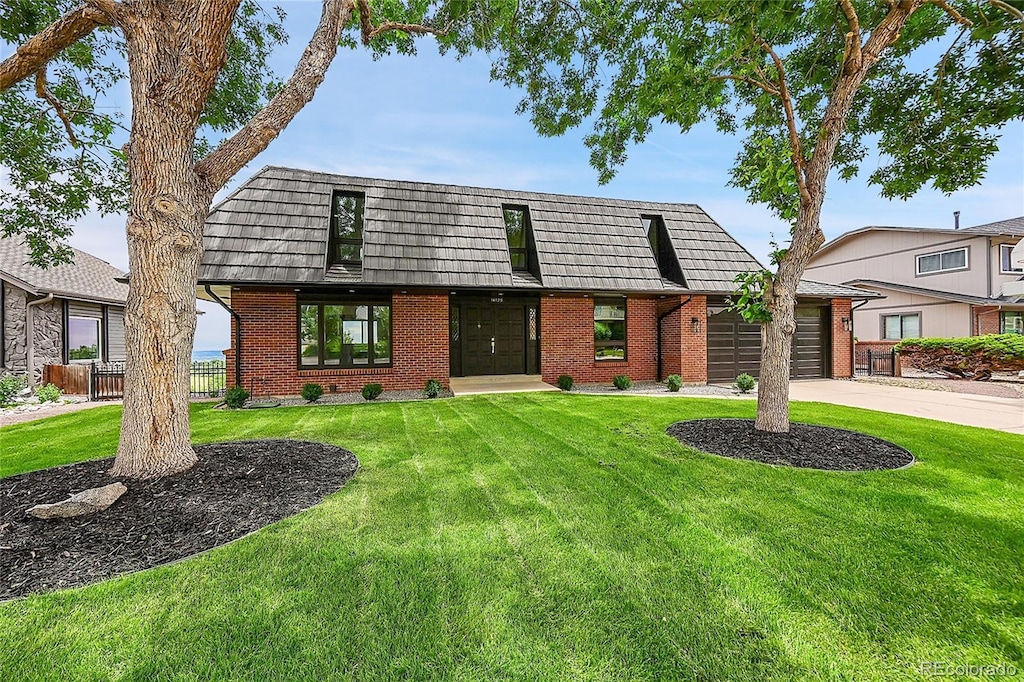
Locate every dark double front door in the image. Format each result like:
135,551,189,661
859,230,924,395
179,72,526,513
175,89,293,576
461,303,527,375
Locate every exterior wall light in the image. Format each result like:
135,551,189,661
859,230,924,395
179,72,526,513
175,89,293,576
841,316,852,332
691,317,701,334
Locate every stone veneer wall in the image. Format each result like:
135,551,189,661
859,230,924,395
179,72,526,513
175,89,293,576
1,282,64,383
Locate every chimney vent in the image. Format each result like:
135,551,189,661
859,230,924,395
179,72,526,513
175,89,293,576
954,211,961,230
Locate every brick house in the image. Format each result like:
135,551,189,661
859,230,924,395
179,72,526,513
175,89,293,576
198,166,871,395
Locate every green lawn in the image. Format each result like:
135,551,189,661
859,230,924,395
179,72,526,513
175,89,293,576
1,395,1021,680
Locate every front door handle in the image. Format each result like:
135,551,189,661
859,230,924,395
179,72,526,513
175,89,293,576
491,337,495,354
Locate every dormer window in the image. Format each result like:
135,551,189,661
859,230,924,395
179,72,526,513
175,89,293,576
503,205,532,271
329,191,364,265
642,215,686,286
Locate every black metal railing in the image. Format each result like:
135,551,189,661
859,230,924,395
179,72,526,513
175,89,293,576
865,349,896,377
90,361,226,400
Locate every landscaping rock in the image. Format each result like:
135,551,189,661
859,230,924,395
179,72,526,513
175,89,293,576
26,483,128,519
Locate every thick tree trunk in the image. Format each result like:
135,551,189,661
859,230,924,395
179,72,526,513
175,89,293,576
108,9,223,478
755,292,796,432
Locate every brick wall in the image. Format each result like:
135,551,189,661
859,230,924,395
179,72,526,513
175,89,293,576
830,298,853,378
973,306,1001,335
540,294,658,384
226,289,449,396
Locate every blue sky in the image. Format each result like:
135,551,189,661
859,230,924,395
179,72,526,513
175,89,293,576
45,4,1024,350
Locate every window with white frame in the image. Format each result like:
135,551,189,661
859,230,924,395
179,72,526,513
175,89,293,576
883,313,920,340
916,247,968,275
1000,244,1023,274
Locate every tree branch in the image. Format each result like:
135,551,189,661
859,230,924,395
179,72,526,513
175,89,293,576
752,30,811,207
925,0,974,27
34,67,80,147
988,0,1024,21
195,0,356,190
838,0,863,73
0,5,111,90
710,73,780,96
356,0,449,44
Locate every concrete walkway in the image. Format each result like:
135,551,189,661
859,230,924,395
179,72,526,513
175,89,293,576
449,375,560,397
0,399,121,428
788,380,1024,435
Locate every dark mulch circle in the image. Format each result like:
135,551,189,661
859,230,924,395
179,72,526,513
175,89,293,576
0,440,358,600
667,419,913,472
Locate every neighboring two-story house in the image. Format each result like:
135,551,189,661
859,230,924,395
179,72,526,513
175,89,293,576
805,216,1024,341
1,238,129,384
197,166,873,394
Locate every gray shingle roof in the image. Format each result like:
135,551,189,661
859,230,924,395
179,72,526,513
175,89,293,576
797,280,883,299
200,166,846,297
0,238,128,305
962,216,1024,236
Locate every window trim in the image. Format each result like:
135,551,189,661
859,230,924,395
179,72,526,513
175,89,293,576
501,204,533,273
67,314,103,363
328,190,366,267
915,246,969,276
297,298,392,370
881,312,921,340
1000,311,1024,335
594,296,627,362
999,243,1023,274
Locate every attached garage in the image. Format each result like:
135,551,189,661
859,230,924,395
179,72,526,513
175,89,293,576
707,305,831,383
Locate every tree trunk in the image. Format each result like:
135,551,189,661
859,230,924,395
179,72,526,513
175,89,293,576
755,292,796,432
108,9,221,479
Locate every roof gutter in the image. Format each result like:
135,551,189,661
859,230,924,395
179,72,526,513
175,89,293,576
204,285,242,387
848,299,871,378
25,293,54,387
657,295,691,382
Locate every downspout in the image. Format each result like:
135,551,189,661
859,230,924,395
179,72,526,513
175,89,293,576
849,299,870,377
657,295,692,381
986,237,993,299
25,293,54,387
204,285,242,387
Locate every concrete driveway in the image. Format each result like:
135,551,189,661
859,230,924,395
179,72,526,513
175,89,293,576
788,380,1024,435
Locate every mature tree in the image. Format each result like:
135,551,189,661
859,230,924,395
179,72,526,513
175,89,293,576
491,0,1024,431
0,0,484,478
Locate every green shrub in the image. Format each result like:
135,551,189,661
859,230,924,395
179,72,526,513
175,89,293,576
557,374,574,391
0,374,25,407
735,373,756,393
612,374,632,390
362,383,384,401
666,374,682,392
34,383,62,403
301,383,324,402
424,379,443,399
224,386,249,409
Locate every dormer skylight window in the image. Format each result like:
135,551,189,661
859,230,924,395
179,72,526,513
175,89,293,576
503,205,533,272
643,215,686,286
329,190,365,265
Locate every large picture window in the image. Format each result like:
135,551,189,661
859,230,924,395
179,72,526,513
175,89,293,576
916,247,968,275
595,298,626,360
68,316,101,361
299,301,391,368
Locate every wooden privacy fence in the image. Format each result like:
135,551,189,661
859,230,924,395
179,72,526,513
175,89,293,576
41,364,90,395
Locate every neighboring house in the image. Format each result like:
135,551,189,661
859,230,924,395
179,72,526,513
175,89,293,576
198,166,873,394
806,216,1024,342
1,238,129,384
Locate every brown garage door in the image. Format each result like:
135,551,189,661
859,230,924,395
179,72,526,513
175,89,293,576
707,306,830,383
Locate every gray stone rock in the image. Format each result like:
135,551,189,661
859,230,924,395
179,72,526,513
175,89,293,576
26,483,128,519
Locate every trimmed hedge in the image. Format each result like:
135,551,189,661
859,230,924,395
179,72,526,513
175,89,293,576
895,334,1024,380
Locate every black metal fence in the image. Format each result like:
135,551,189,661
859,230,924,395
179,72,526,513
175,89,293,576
864,349,896,376
90,361,227,400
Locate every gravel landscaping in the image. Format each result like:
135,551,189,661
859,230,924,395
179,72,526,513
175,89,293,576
238,388,454,408
667,418,914,471
856,375,1024,399
570,381,743,397
0,440,358,600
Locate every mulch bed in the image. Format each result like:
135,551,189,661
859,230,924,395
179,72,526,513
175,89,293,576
0,440,358,600
667,419,913,472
